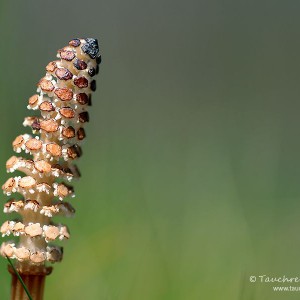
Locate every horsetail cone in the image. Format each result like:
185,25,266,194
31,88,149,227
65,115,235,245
0,38,101,275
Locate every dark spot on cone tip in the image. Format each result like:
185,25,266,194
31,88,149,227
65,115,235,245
76,93,89,105
96,55,102,65
88,68,96,77
73,59,87,70
90,80,96,91
67,145,82,159
77,128,86,140
88,95,92,106
79,111,89,123
74,77,88,88
81,38,99,59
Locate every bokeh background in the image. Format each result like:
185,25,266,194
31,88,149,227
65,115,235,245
0,0,300,299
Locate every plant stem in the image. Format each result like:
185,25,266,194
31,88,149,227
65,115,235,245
8,264,52,300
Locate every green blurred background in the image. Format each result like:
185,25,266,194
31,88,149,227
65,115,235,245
0,0,300,299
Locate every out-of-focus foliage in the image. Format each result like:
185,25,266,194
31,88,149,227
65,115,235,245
0,1,300,299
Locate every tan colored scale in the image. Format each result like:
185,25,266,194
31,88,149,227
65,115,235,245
46,143,62,157
19,176,36,189
6,156,18,169
39,78,55,92
54,88,73,101
28,95,39,107
34,160,52,173
12,135,25,149
25,138,43,151
46,61,58,73
59,107,75,119
39,101,55,112
40,119,59,133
